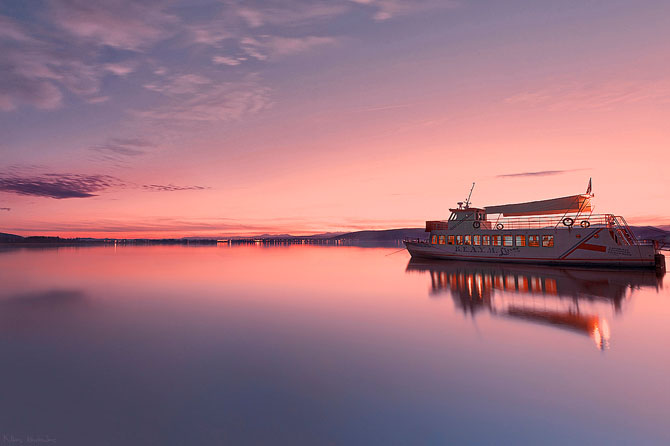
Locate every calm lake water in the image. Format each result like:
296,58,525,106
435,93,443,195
1,245,668,445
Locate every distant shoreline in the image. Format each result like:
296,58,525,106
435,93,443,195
1,226,668,246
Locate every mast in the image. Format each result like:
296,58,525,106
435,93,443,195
464,182,475,208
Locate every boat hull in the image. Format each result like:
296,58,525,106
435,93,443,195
405,240,659,268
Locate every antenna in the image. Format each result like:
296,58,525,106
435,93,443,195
464,182,475,208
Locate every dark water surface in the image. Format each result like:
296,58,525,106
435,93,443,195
1,245,668,445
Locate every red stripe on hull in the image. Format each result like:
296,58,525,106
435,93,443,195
405,243,655,268
577,243,607,252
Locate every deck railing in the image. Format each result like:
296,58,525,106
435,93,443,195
492,213,610,230
426,213,652,247
494,214,649,245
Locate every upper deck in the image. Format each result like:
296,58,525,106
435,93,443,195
422,186,664,249
426,213,652,247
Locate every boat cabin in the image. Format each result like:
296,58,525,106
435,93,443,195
427,205,491,232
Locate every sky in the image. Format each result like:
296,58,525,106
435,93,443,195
1,0,669,238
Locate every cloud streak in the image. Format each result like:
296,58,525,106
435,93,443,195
504,79,670,111
90,137,156,159
497,169,585,178
142,184,208,192
0,173,123,199
0,171,210,198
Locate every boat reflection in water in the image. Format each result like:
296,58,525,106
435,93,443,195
406,259,665,350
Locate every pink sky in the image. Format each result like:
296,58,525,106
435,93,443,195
1,1,669,237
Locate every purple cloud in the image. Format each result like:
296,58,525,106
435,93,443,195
142,184,208,192
0,174,123,199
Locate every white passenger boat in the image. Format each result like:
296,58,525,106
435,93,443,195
405,181,665,269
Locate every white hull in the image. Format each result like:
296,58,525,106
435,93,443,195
406,227,658,268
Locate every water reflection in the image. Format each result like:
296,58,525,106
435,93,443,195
407,259,665,350
0,289,89,337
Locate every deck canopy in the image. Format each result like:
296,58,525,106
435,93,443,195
484,194,592,217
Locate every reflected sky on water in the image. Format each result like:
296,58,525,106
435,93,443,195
0,246,668,445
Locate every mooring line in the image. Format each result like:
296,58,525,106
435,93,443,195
385,248,407,256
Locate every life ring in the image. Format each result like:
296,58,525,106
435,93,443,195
496,223,504,230
580,220,590,228
563,217,574,227
473,221,481,229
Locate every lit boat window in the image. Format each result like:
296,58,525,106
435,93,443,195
542,235,554,247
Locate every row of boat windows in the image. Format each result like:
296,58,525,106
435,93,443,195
431,234,555,247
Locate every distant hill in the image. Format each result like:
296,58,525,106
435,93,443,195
631,226,670,244
0,233,63,243
329,228,425,242
0,232,23,241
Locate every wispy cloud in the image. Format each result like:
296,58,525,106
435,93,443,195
231,1,349,28
356,103,410,112
0,11,140,110
137,73,271,123
103,61,137,77
350,0,457,21
242,35,336,60
212,55,242,66
143,74,211,95
1,0,458,112
0,207,10,211
0,45,65,110
203,34,338,66
48,0,178,51
497,169,585,178
0,15,37,43
186,22,233,47
504,80,670,111
184,2,352,68
90,137,156,162
0,173,123,199
142,184,208,192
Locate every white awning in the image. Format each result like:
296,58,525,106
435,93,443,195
484,194,592,216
